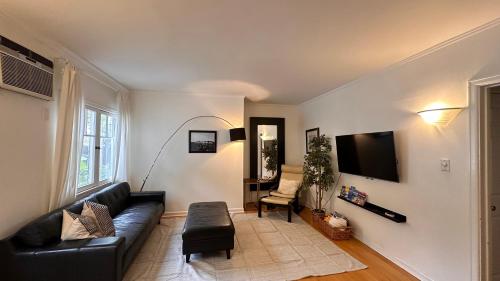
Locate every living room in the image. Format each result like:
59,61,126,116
1,1,500,281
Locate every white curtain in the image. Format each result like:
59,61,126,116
48,62,84,211
113,90,130,183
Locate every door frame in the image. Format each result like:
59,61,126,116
470,75,500,281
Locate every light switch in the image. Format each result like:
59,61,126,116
441,159,450,172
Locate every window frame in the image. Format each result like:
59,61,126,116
77,105,118,194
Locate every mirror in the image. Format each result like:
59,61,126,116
258,125,278,179
250,117,285,182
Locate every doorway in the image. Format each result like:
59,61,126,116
483,85,500,281
472,78,500,281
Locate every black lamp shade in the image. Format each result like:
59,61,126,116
230,128,246,141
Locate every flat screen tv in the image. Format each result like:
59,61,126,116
335,131,399,182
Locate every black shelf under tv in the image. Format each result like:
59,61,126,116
337,196,406,223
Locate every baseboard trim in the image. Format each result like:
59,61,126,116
162,211,188,218
353,234,434,281
229,207,245,214
162,207,245,218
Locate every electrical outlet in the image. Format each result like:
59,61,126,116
441,159,450,172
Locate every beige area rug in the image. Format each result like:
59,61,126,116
124,211,367,281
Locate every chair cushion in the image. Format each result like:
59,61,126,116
261,196,293,205
281,165,303,174
280,164,303,189
182,202,234,240
277,178,300,195
270,191,295,199
95,182,131,217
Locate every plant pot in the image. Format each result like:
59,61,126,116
311,209,325,225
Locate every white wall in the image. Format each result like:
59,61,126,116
0,13,124,238
243,101,303,203
130,92,244,214
300,23,500,281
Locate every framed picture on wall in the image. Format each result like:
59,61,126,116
189,130,217,153
305,128,319,153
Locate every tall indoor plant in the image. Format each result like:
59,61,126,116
302,134,334,220
261,138,278,177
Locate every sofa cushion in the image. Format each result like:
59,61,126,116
95,182,130,218
15,196,98,247
15,211,64,247
113,202,163,226
112,202,163,248
113,202,163,269
113,218,146,251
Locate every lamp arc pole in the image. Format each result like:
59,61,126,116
140,115,236,192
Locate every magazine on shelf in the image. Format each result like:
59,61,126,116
339,185,367,206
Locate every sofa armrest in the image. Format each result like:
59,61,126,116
9,237,125,281
130,191,165,206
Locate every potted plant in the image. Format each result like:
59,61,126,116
262,138,278,177
301,134,334,223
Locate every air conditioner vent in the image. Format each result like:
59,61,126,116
1,53,53,98
0,35,54,101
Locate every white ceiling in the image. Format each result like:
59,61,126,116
1,0,500,104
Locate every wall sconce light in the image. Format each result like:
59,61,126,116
417,107,464,126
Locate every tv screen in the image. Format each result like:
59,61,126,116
335,131,399,182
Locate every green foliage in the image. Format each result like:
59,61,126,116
262,139,278,176
302,134,334,211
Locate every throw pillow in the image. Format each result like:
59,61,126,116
277,178,300,195
61,210,99,240
82,201,115,237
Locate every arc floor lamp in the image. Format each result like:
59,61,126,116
139,115,246,192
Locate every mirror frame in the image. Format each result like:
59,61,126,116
250,117,285,179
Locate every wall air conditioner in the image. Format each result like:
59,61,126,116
0,35,54,100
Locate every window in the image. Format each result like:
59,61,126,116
78,106,118,192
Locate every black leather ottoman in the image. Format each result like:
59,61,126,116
182,202,235,263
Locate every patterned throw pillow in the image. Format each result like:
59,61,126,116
82,201,115,237
61,210,99,240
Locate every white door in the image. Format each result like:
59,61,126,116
488,91,500,281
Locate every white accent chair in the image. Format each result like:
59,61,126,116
258,165,303,222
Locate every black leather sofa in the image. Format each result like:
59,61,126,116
0,182,165,281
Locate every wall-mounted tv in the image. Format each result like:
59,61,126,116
335,131,399,182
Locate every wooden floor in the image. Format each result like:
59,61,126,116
245,204,418,281
298,208,418,281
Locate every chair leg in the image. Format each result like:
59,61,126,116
293,197,300,213
226,249,231,259
186,253,191,263
258,200,262,218
288,203,292,223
